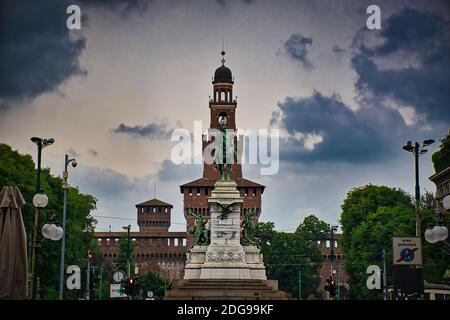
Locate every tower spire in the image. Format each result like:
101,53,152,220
221,50,225,66
221,37,226,66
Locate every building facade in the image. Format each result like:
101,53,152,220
318,234,349,299
93,54,350,297
429,166,450,211
94,53,264,280
94,199,188,281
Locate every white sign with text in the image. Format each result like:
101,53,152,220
393,237,422,266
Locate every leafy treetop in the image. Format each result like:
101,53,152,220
432,129,450,173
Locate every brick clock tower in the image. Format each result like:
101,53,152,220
180,51,265,246
94,52,265,282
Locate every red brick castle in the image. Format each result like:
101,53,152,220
94,52,265,280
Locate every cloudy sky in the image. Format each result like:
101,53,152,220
1,0,449,232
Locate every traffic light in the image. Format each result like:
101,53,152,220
329,279,336,297
127,277,135,296
324,278,330,292
123,277,139,296
324,278,336,297
89,272,94,293
88,267,98,298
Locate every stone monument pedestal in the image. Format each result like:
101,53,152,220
166,180,289,299
184,245,267,281
200,180,250,280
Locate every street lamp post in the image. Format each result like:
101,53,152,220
86,249,93,300
30,137,54,299
122,225,132,300
381,249,387,300
329,225,338,300
59,154,77,300
402,139,435,237
424,194,449,244
330,226,338,272
123,225,131,278
336,264,340,300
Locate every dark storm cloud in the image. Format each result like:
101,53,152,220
157,159,202,182
374,8,443,57
332,45,345,54
273,91,410,163
67,148,81,158
71,165,135,199
88,148,98,157
79,0,149,14
215,0,255,7
283,33,314,70
0,1,86,109
275,7,449,164
114,122,174,139
352,7,450,124
0,0,148,109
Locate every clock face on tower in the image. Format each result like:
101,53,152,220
218,115,227,127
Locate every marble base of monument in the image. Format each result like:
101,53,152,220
184,245,266,280
167,180,289,299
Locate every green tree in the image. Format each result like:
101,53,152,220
255,221,275,249
341,185,450,299
255,216,325,299
340,184,412,238
116,235,137,274
432,129,450,173
295,215,330,241
96,260,115,300
345,204,415,299
138,271,170,300
341,185,414,299
0,143,98,299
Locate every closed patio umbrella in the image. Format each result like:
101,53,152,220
0,186,28,299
